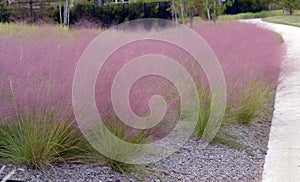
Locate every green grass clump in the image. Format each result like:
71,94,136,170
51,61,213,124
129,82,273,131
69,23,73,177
194,84,215,138
0,111,87,168
0,109,151,173
194,78,273,150
230,79,272,124
87,120,152,173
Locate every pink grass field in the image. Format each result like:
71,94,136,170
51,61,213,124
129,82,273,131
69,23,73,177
0,22,284,133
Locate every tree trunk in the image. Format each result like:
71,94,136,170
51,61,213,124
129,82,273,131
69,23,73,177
189,11,193,28
6,0,10,22
29,0,33,23
172,0,178,24
206,0,211,22
179,0,185,24
289,7,293,15
59,1,62,24
67,7,70,27
213,1,216,23
64,0,69,26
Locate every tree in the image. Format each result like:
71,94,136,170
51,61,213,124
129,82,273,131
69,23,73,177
29,0,33,21
170,0,229,25
280,0,298,14
58,0,62,24
206,0,211,21
266,0,274,11
203,0,229,22
261,0,281,12
171,0,178,24
237,0,267,13
179,0,185,24
64,0,70,26
186,0,204,27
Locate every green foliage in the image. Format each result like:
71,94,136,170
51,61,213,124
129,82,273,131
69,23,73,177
0,109,150,172
0,111,87,168
0,0,57,23
230,79,272,124
69,1,170,27
195,77,273,144
171,0,229,22
195,85,212,137
0,1,171,26
279,0,299,14
87,119,152,173
185,0,204,17
263,15,300,27
237,0,268,13
219,10,283,20
201,0,227,20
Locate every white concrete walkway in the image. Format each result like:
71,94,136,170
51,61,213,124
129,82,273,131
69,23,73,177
241,19,300,182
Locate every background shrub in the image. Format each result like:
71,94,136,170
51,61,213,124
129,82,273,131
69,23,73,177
70,1,171,27
237,0,268,13
0,1,171,27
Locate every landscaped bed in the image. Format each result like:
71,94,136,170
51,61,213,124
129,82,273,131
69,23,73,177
0,21,284,181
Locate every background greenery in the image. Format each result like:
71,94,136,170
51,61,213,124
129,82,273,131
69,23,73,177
0,0,299,27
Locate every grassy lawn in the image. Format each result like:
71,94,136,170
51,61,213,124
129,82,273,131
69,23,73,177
218,10,284,21
263,15,300,28
157,10,297,26
179,10,287,24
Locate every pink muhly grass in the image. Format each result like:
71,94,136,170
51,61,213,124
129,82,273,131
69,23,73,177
0,22,285,140
194,22,284,89
0,25,98,121
0,25,99,168
194,22,284,124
